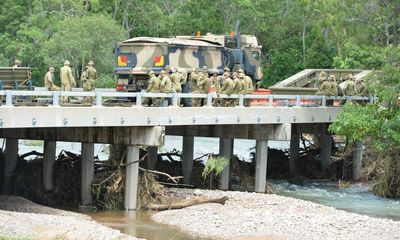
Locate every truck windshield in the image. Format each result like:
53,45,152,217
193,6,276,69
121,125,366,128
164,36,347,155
252,51,260,61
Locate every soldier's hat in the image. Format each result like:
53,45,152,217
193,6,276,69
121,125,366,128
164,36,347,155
64,60,71,65
223,72,230,77
194,67,200,71
160,70,166,74
223,67,230,72
148,71,155,76
164,65,171,70
239,72,245,78
238,69,244,73
319,71,327,77
14,60,21,65
88,61,94,66
202,66,208,70
49,67,55,71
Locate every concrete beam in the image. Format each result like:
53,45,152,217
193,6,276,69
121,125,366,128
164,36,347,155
182,136,194,184
321,135,332,172
219,138,233,190
255,140,268,193
353,141,363,181
146,146,158,170
124,145,140,210
0,126,165,146
289,125,300,177
81,143,94,205
43,141,56,191
3,139,18,194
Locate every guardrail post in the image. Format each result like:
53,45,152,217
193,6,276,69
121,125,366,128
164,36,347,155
95,92,102,106
268,95,274,107
238,94,244,107
369,96,374,104
322,96,326,107
207,93,213,107
5,91,12,106
172,93,178,106
295,95,301,107
52,92,60,106
136,93,142,107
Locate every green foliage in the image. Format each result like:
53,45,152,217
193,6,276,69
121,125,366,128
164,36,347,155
202,156,228,179
333,44,385,69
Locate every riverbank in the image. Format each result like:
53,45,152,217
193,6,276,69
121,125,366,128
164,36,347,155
152,188,400,240
0,195,140,240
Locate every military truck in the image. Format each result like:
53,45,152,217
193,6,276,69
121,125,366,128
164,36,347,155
113,33,263,91
0,67,33,90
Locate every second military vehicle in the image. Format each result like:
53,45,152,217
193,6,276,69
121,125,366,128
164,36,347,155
114,33,263,91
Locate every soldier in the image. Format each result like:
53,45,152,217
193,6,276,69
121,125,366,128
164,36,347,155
190,68,203,106
219,71,234,107
159,70,172,106
60,60,76,103
144,71,161,106
44,67,60,91
171,68,186,93
343,76,356,96
210,72,220,106
82,61,96,103
328,75,338,106
316,77,330,96
314,71,328,88
356,78,368,97
240,69,254,106
232,72,242,106
12,60,21,68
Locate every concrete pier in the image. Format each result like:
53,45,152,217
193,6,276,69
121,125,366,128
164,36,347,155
43,141,56,191
219,138,233,190
321,135,332,172
147,146,158,170
182,136,194,184
353,141,363,181
81,143,94,205
3,138,18,194
124,145,140,210
255,140,268,193
289,127,300,177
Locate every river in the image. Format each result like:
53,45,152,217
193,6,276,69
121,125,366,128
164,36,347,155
5,137,400,239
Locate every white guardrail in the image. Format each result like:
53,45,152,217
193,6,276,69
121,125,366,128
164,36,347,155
0,90,375,107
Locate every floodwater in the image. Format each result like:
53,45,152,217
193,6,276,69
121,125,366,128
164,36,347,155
84,210,212,240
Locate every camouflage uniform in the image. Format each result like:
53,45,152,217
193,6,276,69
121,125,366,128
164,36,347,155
356,79,368,97
12,60,21,68
231,72,242,106
171,68,185,93
316,78,331,96
220,72,234,107
329,75,339,96
44,67,60,91
210,72,220,106
343,78,356,96
190,68,203,107
144,71,161,106
159,70,172,106
82,61,97,103
314,71,327,88
60,60,76,103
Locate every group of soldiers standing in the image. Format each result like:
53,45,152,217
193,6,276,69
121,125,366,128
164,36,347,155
144,65,254,107
43,60,97,103
315,71,368,104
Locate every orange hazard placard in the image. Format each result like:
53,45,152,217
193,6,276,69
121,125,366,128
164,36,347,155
154,56,164,67
118,56,127,67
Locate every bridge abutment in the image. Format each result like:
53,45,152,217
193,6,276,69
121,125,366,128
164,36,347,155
124,145,140,210
219,138,233,190
43,140,56,191
81,142,94,205
289,125,300,177
182,136,194,184
255,140,268,193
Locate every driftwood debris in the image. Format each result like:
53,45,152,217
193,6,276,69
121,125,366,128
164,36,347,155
147,196,229,211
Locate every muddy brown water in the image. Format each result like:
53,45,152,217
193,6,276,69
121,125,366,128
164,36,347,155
83,210,213,240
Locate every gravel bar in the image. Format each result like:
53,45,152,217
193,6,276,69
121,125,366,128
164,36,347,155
152,188,400,240
0,195,141,240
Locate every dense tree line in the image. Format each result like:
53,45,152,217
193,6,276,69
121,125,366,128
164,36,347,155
1,0,400,87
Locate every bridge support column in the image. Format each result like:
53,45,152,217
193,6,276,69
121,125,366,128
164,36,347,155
219,138,233,190
124,145,139,210
43,141,56,191
182,136,194,184
289,126,300,177
146,146,158,170
255,140,268,193
321,135,332,173
3,138,18,194
353,141,363,181
81,143,94,205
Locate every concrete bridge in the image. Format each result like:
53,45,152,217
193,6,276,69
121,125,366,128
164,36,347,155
0,90,371,209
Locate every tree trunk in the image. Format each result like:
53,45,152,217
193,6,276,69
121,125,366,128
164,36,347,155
113,0,121,20
394,0,399,47
147,196,229,211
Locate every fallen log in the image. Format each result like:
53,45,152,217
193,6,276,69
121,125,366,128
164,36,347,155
147,196,229,211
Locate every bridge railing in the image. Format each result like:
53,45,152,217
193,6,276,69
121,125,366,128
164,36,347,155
0,90,374,107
